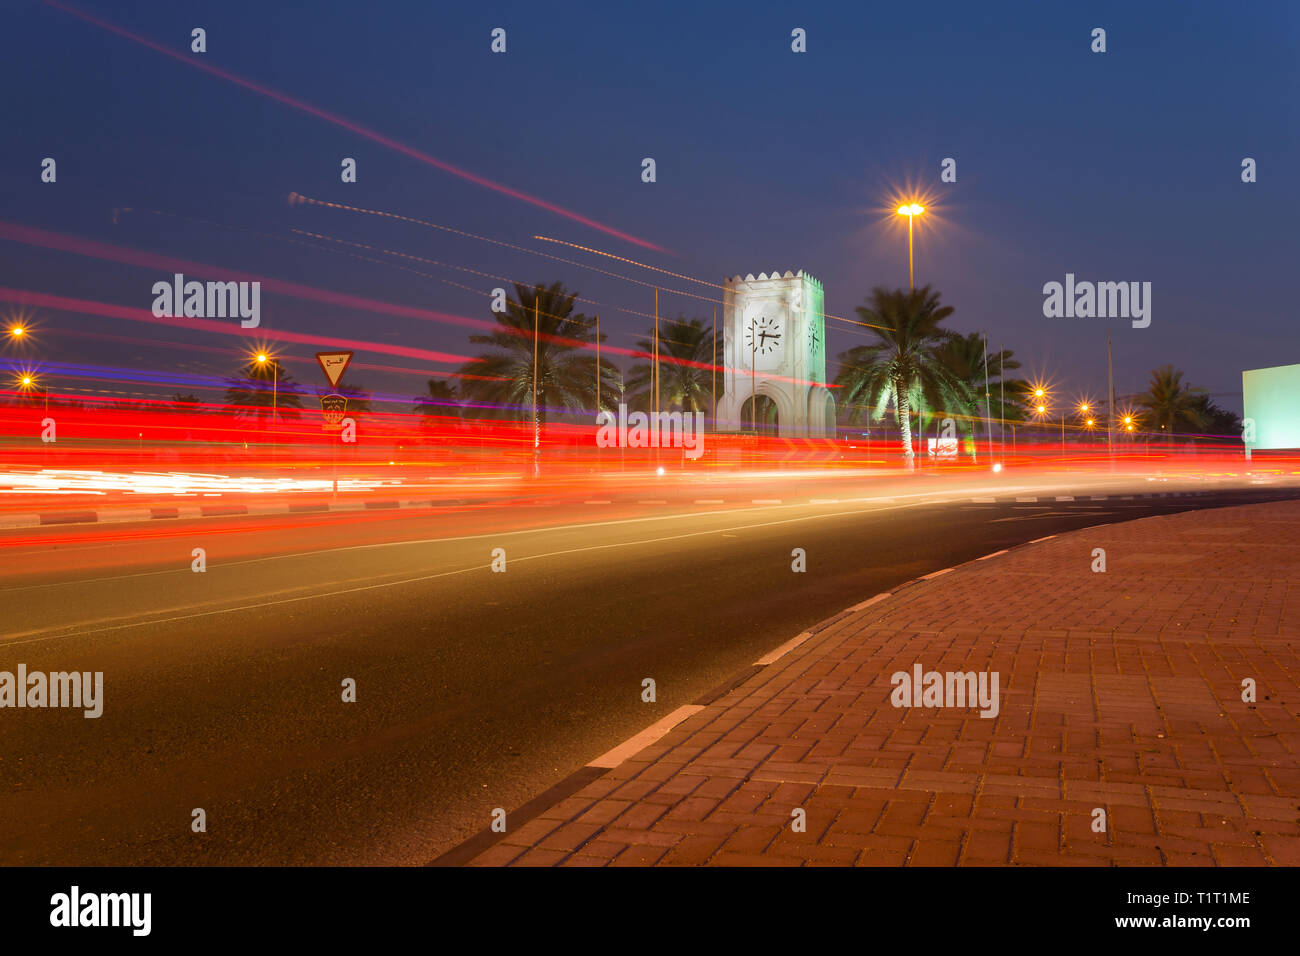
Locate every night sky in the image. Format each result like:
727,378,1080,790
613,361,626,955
2,0,1296,413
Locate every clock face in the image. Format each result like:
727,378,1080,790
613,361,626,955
807,317,822,353
743,315,782,357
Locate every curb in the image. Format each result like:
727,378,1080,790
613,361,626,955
428,519,1088,867
0,486,1254,532
0,498,478,530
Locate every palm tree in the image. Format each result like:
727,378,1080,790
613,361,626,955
1136,365,1207,442
928,331,1028,458
624,317,719,412
1188,394,1241,439
333,381,373,415
223,359,303,420
412,379,462,418
834,286,973,469
456,282,619,452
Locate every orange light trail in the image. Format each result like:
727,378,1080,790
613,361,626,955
533,236,721,289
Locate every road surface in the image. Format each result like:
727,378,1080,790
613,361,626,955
1,471,1294,864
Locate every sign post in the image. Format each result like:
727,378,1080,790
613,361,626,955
316,351,354,496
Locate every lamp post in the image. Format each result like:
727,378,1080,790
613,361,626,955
254,352,278,420
532,295,540,477
1075,403,1091,459
896,203,925,290
9,326,42,410
254,351,279,465
1033,395,1048,464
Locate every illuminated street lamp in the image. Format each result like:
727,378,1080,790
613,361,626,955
253,351,278,420
896,203,925,290
17,372,48,413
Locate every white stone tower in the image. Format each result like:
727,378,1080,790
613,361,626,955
715,270,835,437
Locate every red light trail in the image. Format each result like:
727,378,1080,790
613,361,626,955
43,0,668,254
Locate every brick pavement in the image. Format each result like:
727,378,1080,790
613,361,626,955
466,499,1300,866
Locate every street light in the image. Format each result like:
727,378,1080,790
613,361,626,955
17,372,48,413
253,351,278,421
896,203,924,290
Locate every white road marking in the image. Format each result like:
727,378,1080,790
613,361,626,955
977,549,1009,561
584,500,612,505
754,631,813,666
921,567,954,580
848,592,892,612
751,499,782,505
8,504,998,643
694,498,724,505
1015,496,1038,502
97,510,154,524
1055,496,1075,502
970,497,996,503
587,705,705,769
1030,534,1057,543
809,498,840,505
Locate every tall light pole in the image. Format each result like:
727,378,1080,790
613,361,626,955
896,203,925,290
653,288,659,419
532,295,540,476
982,332,993,465
1106,332,1115,464
999,344,1005,460
1033,391,1048,462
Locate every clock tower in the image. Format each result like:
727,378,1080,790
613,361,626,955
715,270,835,437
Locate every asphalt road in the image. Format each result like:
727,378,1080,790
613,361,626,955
2,473,1296,865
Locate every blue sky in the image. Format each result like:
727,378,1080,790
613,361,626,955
2,0,1297,412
